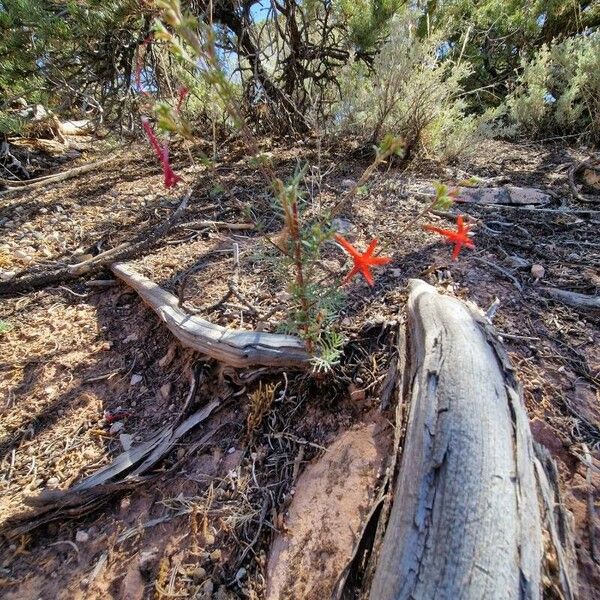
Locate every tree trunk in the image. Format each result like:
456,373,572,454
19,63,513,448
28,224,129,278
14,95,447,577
369,279,576,600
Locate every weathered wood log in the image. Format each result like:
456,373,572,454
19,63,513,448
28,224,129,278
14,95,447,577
110,261,310,368
369,279,576,600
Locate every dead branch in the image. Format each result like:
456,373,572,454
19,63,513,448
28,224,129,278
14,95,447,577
0,156,116,193
110,261,310,368
541,286,600,310
0,191,192,296
0,400,221,542
368,280,576,599
173,219,254,232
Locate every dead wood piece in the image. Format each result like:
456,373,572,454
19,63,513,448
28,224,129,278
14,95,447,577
0,156,116,192
568,161,600,204
174,219,254,232
458,185,551,206
110,261,310,368
0,400,221,542
541,286,600,310
0,191,191,296
369,279,576,600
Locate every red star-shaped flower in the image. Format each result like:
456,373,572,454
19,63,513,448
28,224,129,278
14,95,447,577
424,215,474,260
335,234,392,286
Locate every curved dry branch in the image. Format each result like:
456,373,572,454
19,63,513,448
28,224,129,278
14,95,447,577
110,261,310,368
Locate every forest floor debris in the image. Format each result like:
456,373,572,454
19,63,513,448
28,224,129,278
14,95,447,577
0,138,598,599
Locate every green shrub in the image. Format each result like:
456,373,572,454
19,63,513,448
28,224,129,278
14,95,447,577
506,31,600,141
333,11,487,161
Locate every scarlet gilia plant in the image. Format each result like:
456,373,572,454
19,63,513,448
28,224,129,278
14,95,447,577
176,86,189,111
424,215,475,260
141,117,181,189
335,236,391,286
270,169,345,371
152,0,475,373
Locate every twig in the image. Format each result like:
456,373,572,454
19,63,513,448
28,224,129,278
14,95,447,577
582,444,598,563
472,256,523,292
485,297,501,321
173,220,254,232
541,287,600,310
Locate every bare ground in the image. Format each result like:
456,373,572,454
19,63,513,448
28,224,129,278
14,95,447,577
0,137,598,599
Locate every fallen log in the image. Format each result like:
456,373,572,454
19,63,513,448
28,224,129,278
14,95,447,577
367,280,576,600
110,261,310,368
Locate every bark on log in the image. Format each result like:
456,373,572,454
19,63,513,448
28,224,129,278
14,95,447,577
110,262,310,368
369,279,576,600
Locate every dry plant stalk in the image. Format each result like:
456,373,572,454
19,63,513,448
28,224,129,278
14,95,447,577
247,382,278,436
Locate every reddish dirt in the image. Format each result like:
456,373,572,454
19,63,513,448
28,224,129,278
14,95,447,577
266,418,391,600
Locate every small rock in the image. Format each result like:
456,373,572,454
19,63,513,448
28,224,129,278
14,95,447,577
39,207,48,214
531,264,545,280
191,566,207,583
349,385,366,402
235,567,247,582
14,249,33,262
341,317,352,327
332,217,353,234
210,549,222,562
130,374,143,386
46,477,60,488
76,253,94,263
0,271,16,282
123,333,138,343
341,178,357,189
120,565,145,600
506,255,530,269
202,580,214,595
75,530,89,543
275,290,292,302
204,531,215,546
109,421,124,434
119,434,133,451
159,383,171,399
